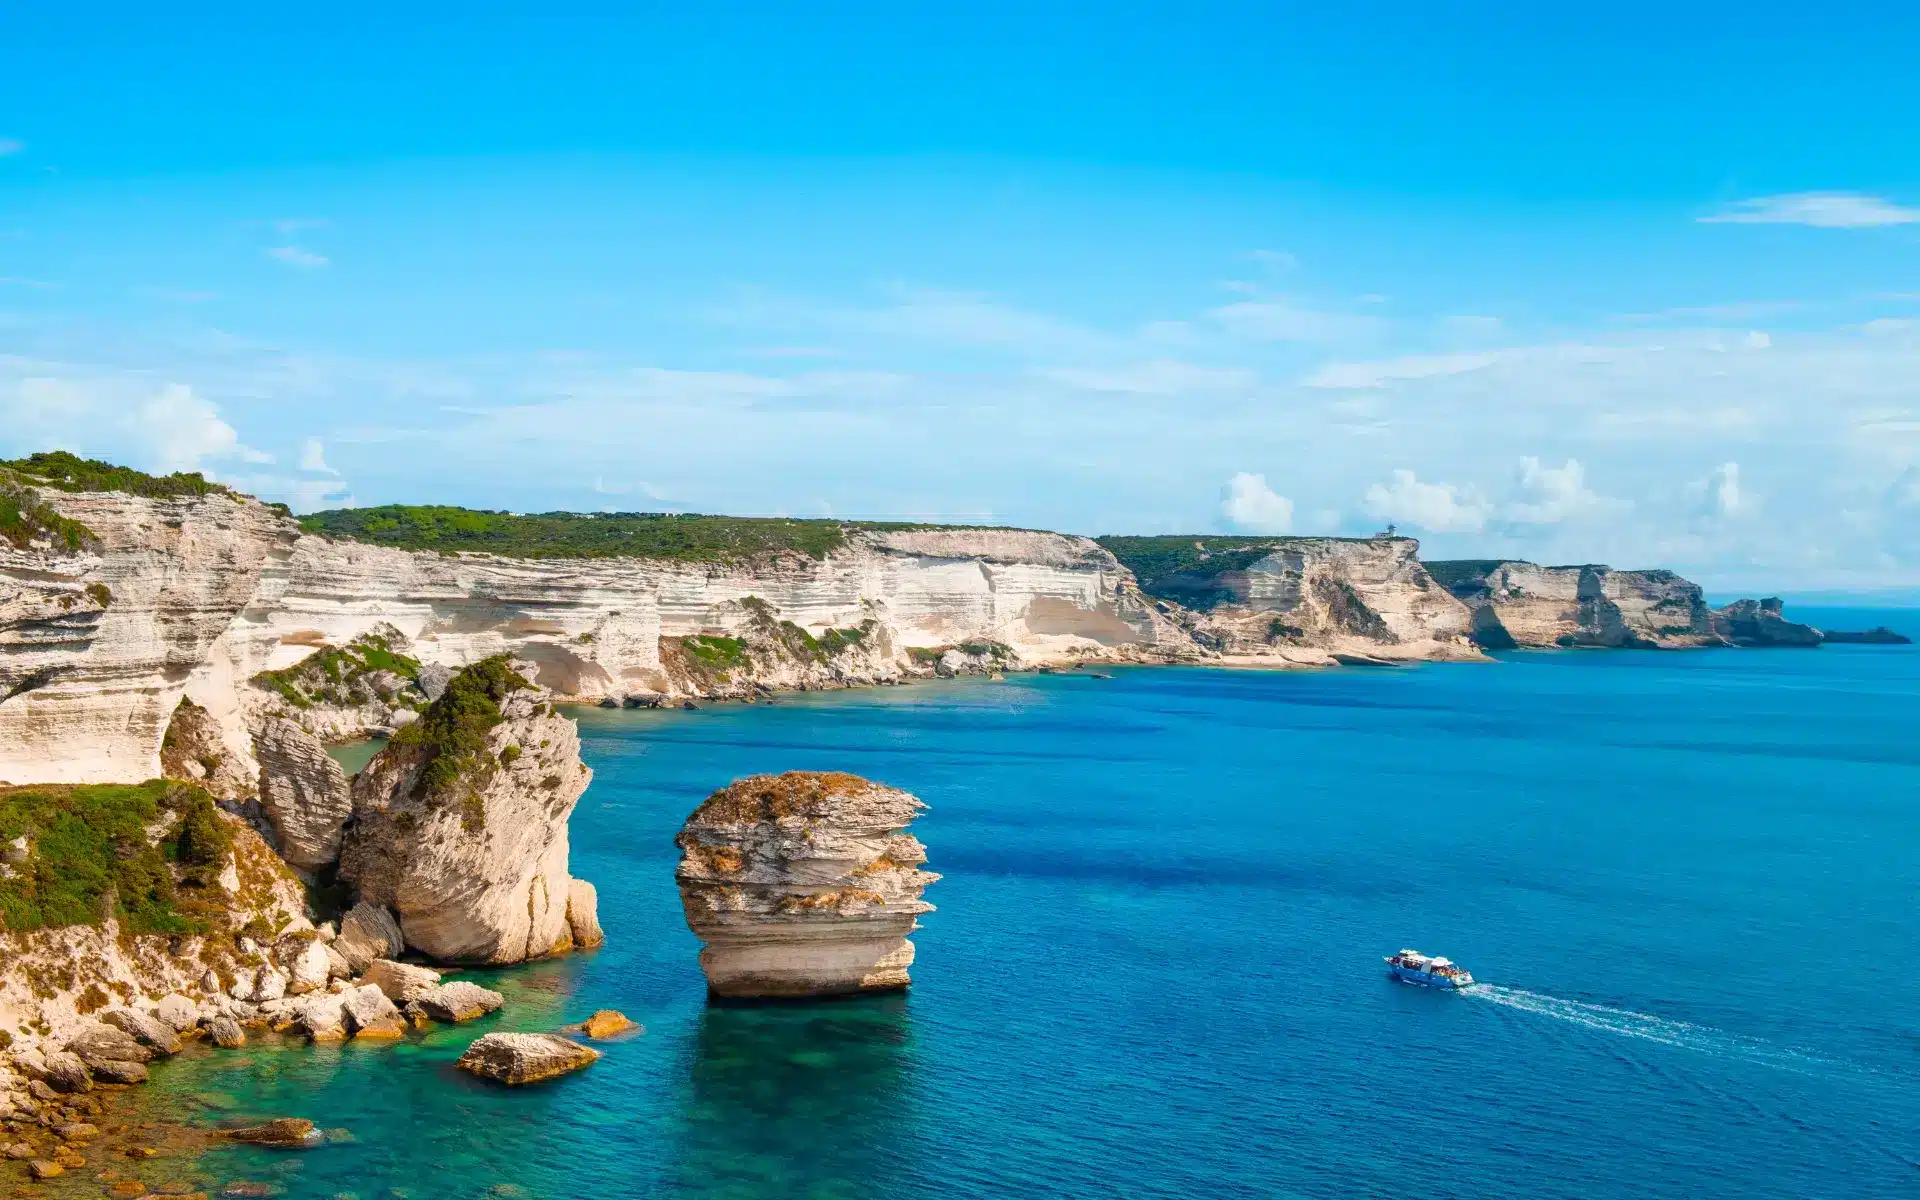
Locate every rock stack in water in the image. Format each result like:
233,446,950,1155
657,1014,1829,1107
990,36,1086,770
338,656,599,963
674,771,938,998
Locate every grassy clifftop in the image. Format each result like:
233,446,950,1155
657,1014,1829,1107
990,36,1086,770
300,505,1017,562
0,450,233,499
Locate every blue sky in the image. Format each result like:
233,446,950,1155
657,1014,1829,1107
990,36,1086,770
4,3,1919,590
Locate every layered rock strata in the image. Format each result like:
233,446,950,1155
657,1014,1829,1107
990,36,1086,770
0,479,296,784
1424,561,1716,649
252,717,353,870
675,772,938,999
339,658,593,963
1102,536,1480,664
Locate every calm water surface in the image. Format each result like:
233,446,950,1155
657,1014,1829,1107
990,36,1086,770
133,632,1920,1199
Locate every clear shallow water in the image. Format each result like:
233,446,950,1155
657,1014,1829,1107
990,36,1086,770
132,638,1920,1199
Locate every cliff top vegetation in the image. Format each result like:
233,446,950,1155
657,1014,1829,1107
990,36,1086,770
386,655,531,829
1,451,233,500
252,628,424,710
0,779,231,934
299,505,1012,562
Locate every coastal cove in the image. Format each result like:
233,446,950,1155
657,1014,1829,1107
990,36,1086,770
98,635,1919,1200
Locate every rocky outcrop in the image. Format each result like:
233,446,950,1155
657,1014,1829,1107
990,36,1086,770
252,717,354,870
675,772,938,999
1424,561,1716,649
1711,598,1822,647
1822,626,1911,644
565,879,604,949
456,1032,599,1085
338,658,593,963
1102,536,1480,663
158,696,255,800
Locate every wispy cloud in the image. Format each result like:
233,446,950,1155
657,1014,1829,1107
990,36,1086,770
0,277,56,289
271,217,329,235
267,245,329,269
1038,359,1255,395
1211,300,1382,343
1700,192,1920,229
1303,351,1500,389
0,139,22,157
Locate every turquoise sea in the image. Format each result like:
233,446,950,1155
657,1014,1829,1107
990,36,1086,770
137,619,1919,1199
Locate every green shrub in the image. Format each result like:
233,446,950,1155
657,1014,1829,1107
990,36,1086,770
386,655,530,825
906,646,949,664
0,780,229,934
679,634,748,672
0,483,97,552
298,504,1026,563
1,450,230,499
252,630,422,710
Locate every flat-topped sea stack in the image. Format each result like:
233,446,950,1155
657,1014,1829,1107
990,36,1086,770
675,772,938,999
1423,560,1715,649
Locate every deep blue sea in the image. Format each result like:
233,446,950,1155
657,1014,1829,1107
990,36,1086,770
134,620,1920,1199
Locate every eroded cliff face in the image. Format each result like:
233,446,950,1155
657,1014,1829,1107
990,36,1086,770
0,488,297,784
196,526,1196,721
1107,536,1480,664
675,771,937,998
1425,561,1716,649
337,658,592,964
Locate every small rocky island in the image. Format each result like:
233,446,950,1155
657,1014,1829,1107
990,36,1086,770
675,772,939,998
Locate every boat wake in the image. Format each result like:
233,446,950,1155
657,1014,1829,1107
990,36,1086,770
1463,984,1832,1075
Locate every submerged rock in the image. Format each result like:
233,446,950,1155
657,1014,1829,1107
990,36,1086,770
455,1032,599,1085
338,657,596,963
224,1118,323,1148
674,771,939,999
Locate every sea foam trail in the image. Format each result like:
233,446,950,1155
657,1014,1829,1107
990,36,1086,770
1464,985,1833,1075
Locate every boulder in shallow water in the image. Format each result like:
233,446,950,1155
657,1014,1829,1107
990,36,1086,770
564,1009,640,1039
224,1118,323,1148
342,984,406,1039
455,1033,599,1085
413,981,504,1023
674,771,939,999
287,939,332,995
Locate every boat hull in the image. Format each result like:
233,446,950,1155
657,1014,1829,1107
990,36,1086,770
1389,966,1471,989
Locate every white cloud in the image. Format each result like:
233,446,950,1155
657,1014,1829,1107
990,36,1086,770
1504,457,1620,525
1303,351,1500,390
267,245,329,269
1700,192,1920,229
1363,470,1491,533
299,437,337,474
1039,359,1256,395
1745,331,1772,350
1220,472,1294,533
134,384,273,471
1211,300,1381,343
1686,462,1756,519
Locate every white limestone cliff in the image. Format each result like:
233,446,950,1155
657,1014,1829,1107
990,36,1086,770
1424,561,1716,649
